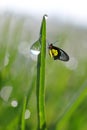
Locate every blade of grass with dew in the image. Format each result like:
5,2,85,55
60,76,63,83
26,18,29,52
36,15,47,130
56,80,87,130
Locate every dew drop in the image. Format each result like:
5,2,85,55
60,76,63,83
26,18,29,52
44,14,48,19
30,40,40,56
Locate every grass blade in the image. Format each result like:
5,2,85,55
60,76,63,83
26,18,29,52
56,80,87,130
36,15,47,130
21,96,27,130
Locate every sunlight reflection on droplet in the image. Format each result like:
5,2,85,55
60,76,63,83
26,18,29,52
30,40,40,56
4,53,9,66
30,49,40,55
65,57,78,70
25,109,31,119
30,49,40,61
30,40,40,61
0,86,13,102
18,41,30,58
11,100,18,107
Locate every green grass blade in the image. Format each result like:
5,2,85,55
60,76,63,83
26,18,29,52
56,80,87,130
20,66,36,130
36,15,47,130
26,66,36,106
21,96,27,130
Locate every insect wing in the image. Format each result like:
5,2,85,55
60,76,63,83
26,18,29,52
56,47,69,61
52,46,69,61
48,44,69,61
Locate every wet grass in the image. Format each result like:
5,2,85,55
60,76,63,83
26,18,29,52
0,13,87,130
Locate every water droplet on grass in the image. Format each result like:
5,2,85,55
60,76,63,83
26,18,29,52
30,40,40,56
44,14,48,19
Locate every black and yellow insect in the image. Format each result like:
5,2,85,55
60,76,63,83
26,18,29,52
48,43,69,61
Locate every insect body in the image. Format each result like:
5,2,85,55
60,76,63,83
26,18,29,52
48,43,69,61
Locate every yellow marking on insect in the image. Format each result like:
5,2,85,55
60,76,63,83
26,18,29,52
49,50,53,58
51,49,58,56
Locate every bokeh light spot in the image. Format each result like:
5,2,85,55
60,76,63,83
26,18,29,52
4,53,9,66
18,41,30,58
11,100,18,107
25,109,31,119
65,57,78,70
0,86,13,102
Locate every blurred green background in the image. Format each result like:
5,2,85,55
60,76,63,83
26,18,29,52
0,12,87,130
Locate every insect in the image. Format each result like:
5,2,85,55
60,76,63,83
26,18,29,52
48,43,69,61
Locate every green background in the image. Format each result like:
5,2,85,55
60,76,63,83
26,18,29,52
0,12,87,130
